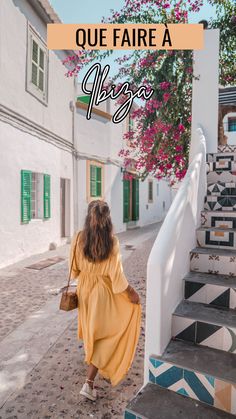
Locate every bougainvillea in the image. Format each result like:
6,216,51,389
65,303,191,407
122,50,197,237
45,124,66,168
63,0,236,183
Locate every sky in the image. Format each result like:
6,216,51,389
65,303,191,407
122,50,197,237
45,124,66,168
49,0,216,81
50,0,216,24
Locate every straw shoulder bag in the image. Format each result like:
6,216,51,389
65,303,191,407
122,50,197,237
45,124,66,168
60,232,80,311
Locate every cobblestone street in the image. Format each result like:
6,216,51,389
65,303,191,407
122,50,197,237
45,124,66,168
0,224,161,419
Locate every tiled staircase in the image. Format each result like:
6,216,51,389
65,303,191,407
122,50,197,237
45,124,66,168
125,149,236,419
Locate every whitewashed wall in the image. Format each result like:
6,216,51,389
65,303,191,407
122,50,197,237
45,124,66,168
0,0,74,142
0,0,75,267
191,30,219,155
139,179,172,227
0,122,74,268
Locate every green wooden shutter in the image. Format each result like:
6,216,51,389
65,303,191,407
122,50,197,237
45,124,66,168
44,174,51,219
96,167,102,196
132,178,139,221
90,165,102,197
21,170,32,223
123,179,130,222
90,165,97,197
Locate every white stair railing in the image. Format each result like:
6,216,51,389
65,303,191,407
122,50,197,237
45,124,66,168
144,127,207,383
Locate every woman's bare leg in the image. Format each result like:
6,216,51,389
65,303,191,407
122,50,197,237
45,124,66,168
86,364,98,388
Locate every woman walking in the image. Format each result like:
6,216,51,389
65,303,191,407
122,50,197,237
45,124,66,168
69,200,141,401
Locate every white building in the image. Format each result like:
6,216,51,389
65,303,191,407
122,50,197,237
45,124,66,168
75,86,172,234
0,0,75,267
0,0,172,268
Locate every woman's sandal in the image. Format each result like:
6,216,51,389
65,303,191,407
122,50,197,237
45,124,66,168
80,379,97,401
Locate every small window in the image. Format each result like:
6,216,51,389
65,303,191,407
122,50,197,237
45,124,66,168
87,161,104,200
228,118,236,132
26,24,48,104
148,180,153,203
21,170,51,223
31,172,44,219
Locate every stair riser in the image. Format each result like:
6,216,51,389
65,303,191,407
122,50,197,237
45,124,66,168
190,251,236,276
201,211,236,229
172,315,236,353
218,145,236,153
207,182,236,196
207,161,236,172
204,196,236,211
149,357,236,415
184,281,236,309
207,171,236,183
197,230,236,250
207,154,236,164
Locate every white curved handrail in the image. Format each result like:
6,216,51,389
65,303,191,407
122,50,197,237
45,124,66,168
144,127,207,383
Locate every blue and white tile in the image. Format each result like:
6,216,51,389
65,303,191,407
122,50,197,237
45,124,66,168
148,358,215,407
172,316,196,343
196,322,224,351
201,210,236,230
207,182,236,197
204,195,236,212
197,229,236,250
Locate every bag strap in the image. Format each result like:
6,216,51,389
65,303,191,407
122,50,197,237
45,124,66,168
66,232,80,293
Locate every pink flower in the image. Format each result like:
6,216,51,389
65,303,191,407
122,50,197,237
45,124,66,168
175,145,183,152
163,93,171,102
178,124,185,133
160,81,171,90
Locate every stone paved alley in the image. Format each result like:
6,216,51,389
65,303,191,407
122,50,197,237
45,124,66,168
0,223,161,419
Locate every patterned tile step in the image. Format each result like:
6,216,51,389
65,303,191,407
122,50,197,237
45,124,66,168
149,340,236,414
201,210,236,229
218,145,236,153
204,195,236,211
184,272,236,309
207,161,236,173
207,171,236,183
197,227,236,250
124,382,234,419
207,153,236,164
190,247,236,276
207,182,236,196
172,300,236,352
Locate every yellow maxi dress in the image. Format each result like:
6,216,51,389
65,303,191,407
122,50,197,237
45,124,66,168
69,233,141,387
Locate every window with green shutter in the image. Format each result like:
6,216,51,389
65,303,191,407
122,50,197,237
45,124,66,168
21,171,51,223
21,170,32,223
31,39,45,92
44,174,51,219
123,179,130,223
132,178,139,221
90,165,102,197
27,24,48,104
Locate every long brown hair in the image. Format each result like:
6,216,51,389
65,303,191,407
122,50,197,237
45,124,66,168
81,200,114,262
